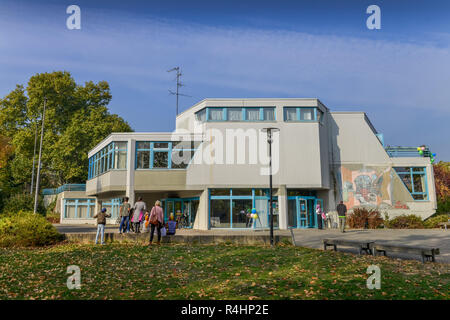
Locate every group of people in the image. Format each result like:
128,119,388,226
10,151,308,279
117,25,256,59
94,197,178,246
315,201,347,232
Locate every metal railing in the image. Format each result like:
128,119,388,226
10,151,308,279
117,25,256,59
42,184,86,195
385,146,431,158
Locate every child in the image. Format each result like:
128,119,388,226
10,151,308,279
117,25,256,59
141,211,150,233
167,216,177,235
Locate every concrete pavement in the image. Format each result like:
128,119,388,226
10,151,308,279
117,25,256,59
55,224,450,264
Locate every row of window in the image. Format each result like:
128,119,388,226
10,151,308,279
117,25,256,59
63,198,121,219
393,167,428,200
195,107,276,122
209,188,279,229
88,142,127,179
136,141,200,169
195,106,325,123
283,107,324,122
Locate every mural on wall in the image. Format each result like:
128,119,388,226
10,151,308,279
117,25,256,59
338,165,410,210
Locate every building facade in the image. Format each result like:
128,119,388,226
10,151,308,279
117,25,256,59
58,98,437,228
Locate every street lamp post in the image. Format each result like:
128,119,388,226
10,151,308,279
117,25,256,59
262,127,279,247
33,97,46,214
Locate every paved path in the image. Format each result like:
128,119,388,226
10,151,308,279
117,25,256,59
55,224,450,264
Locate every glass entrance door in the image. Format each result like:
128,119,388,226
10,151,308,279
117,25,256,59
288,196,321,229
162,198,199,229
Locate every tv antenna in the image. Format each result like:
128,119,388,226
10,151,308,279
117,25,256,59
168,66,191,115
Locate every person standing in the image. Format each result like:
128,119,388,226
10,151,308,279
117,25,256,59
93,208,111,245
336,201,347,233
133,197,146,233
119,197,131,234
149,200,164,246
316,203,323,230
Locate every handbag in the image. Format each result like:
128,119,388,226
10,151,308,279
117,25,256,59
160,226,167,237
150,212,158,225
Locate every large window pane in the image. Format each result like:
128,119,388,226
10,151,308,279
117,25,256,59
153,151,168,168
232,199,252,228
136,150,150,169
232,189,252,196
137,142,150,149
288,199,297,228
210,189,231,196
115,141,127,149
228,108,243,121
154,142,169,148
196,109,206,122
78,206,88,219
300,108,314,121
209,108,223,121
398,174,412,193
171,149,191,168
284,108,297,121
263,108,275,121
210,199,230,228
246,108,260,121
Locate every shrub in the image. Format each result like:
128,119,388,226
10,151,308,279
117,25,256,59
1,193,45,215
424,214,450,229
385,214,424,229
45,198,60,223
0,211,63,247
347,207,384,229
436,198,450,214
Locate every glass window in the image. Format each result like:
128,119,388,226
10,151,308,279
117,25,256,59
171,149,191,168
154,142,169,149
137,142,150,149
136,150,150,169
228,108,243,121
66,205,76,218
115,150,127,169
232,199,253,228
300,108,314,121
196,109,206,122
210,199,230,228
288,199,297,228
246,108,260,121
263,108,275,121
153,151,168,168
115,142,127,149
317,109,324,123
394,167,427,200
210,189,231,196
284,108,297,121
209,108,223,121
232,189,252,196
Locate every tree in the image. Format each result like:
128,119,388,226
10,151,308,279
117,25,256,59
0,71,132,192
433,161,450,214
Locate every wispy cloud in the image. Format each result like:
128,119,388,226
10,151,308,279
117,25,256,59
0,3,449,157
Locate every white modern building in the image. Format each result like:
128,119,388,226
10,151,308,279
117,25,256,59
54,98,437,229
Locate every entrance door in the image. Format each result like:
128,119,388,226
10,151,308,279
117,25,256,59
297,198,308,228
288,196,321,229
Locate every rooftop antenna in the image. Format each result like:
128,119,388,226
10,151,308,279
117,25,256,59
168,66,191,115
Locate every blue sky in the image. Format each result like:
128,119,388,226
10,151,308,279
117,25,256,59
1,0,449,159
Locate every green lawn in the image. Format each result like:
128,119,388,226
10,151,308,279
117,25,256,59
0,242,448,300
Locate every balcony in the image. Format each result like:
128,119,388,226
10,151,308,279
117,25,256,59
385,146,431,158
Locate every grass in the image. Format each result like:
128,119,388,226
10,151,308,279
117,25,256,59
0,242,448,300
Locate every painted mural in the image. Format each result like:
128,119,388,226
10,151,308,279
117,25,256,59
337,165,410,210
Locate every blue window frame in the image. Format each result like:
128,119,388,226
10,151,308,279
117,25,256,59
393,167,428,201
195,107,276,122
208,188,278,229
102,198,122,218
283,107,318,122
63,198,95,219
88,142,127,179
136,141,198,169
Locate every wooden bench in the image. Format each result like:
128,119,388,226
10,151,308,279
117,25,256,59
373,243,440,263
323,238,374,255
438,222,450,230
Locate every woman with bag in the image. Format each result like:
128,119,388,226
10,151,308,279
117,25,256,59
149,200,164,246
